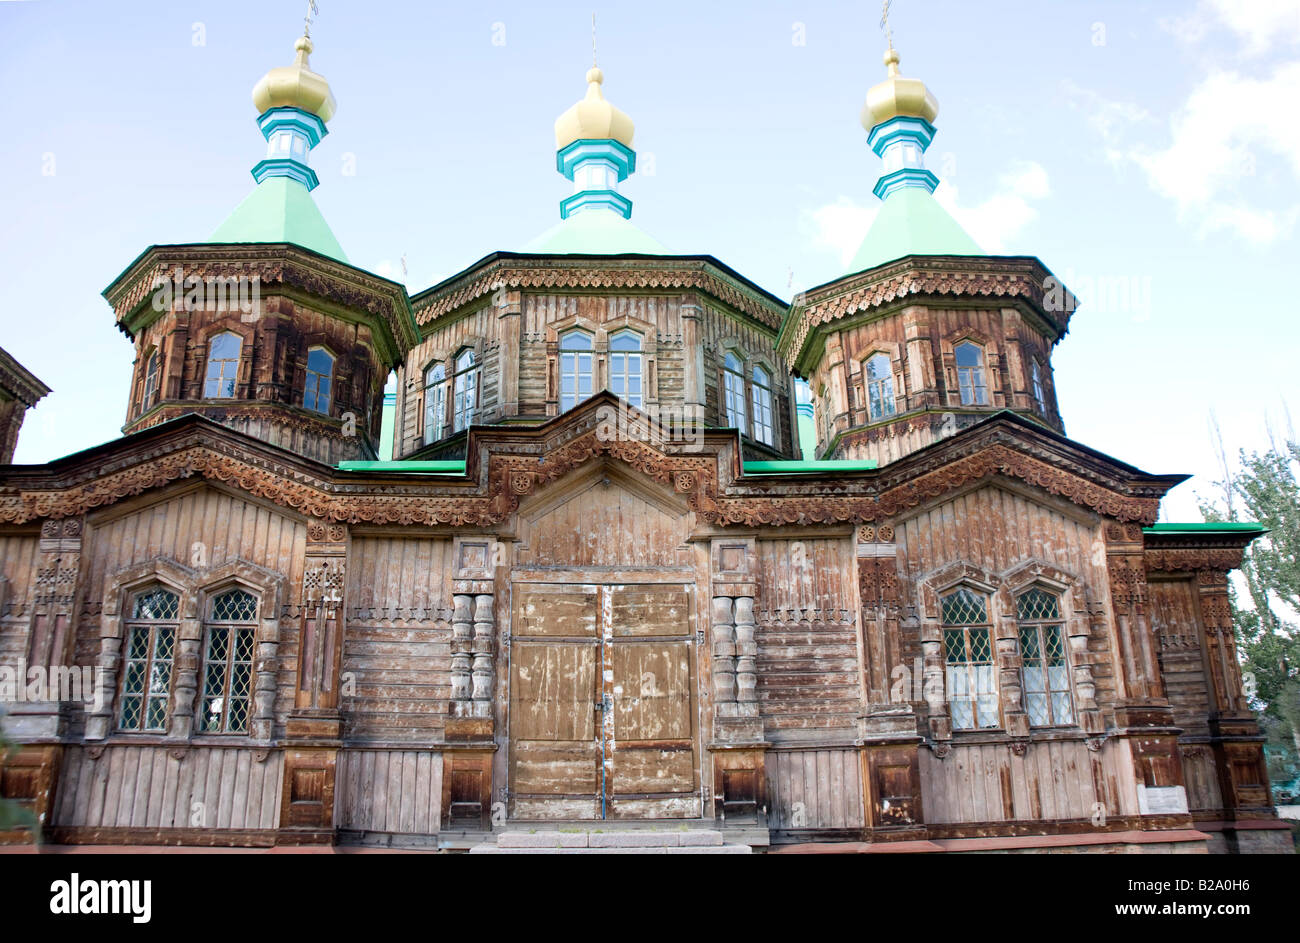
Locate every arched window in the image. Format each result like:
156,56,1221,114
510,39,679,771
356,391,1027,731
608,331,643,409
940,587,999,730
199,588,258,734
204,332,242,399
1016,588,1074,726
423,362,447,444
865,353,895,421
118,588,179,732
142,349,160,410
751,365,774,446
303,347,334,414
559,331,594,412
1031,361,1047,414
453,349,478,432
954,341,988,406
723,352,747,433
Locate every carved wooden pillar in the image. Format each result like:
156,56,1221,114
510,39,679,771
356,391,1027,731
681,297,704,430
707,537,765,822
855,524,925,832
168,597,203,742
1068,608,1105,735
920,619,950,742
995,610,1030,739
497,288,521,419
1105,522,1186,816
446,537,495,734
289,520,348,738
27,518,82,674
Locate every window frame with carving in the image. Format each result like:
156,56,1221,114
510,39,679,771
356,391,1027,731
750,363,774,446
203,331,243,399
864,351,896,421
722,351,747,434
1015,587,1075,727
117,587,180,733
423,361,447,444
954,340,989,407
198,588,259,735
302,346,335,415
940,586,1000,730
452,348,479,433
607,329,643,409
559,330,595,413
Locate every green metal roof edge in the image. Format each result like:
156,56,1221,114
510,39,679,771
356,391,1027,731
743,459,878,475
337,460,467,474
1144,522,1266,535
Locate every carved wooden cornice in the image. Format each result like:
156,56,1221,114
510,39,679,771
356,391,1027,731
102,243,419,364
411,254,788,332
1144,547,1246,573
0,406,1175,529
0,346,51,408
779,255,1071,373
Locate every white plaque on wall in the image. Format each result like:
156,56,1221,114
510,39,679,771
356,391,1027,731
1137,784,1189,815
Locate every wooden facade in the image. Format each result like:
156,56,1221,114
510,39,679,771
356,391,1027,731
0,246,1289,853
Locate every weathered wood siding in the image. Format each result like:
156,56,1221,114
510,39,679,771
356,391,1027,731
766,747,864,829
755,536,861,735
79,485,306,730
334,748,443,833
342,536,453,742
919,739,1132,824
0,529,40,673
53,744,282,830
894,484,1117,706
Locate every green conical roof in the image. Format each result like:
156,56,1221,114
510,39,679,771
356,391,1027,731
847,187,981,274
210,176,348,262
525,210,667,254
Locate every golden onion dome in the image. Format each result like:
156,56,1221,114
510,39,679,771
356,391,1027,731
252,35,337,122
554,67,634,150
861,47,938,130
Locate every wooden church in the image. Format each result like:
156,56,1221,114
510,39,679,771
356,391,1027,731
0,20,1289,854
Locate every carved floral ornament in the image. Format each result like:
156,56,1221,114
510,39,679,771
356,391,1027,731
413,260,786,330
0,419,1166,535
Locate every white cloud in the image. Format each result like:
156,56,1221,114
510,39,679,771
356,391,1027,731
806,161,1051,265
808,198,878,267
937,161,1051,252
1164,0,1300,57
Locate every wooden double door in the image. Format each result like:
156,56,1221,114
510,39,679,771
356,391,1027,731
508,580,701,819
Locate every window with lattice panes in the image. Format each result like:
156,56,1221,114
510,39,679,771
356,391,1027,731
940,587,999,730
1016,588,1074,726
199,588,258,734
142,349,160,411
1031,360,1047,414
559,331,594,412
303,347,334,415
118,588,179,732
204,332,242,399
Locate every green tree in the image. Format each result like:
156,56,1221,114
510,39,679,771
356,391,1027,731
1199,419,1300,754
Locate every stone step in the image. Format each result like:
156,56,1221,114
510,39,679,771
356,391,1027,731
470,844,752,854
472,828,751,854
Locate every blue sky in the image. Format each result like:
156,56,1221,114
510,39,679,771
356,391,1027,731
1,0,1297,521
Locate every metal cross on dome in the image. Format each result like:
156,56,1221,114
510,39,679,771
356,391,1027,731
880,0,894,48
304,0,319,38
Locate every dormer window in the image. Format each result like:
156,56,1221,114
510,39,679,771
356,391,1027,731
453,349,479,432
303,347,334,415
608,330,643,409
865,352,895,421
560,331,594,413
954,341,988,406
751,364,774,446
204,332,242,399
723,352,746,432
